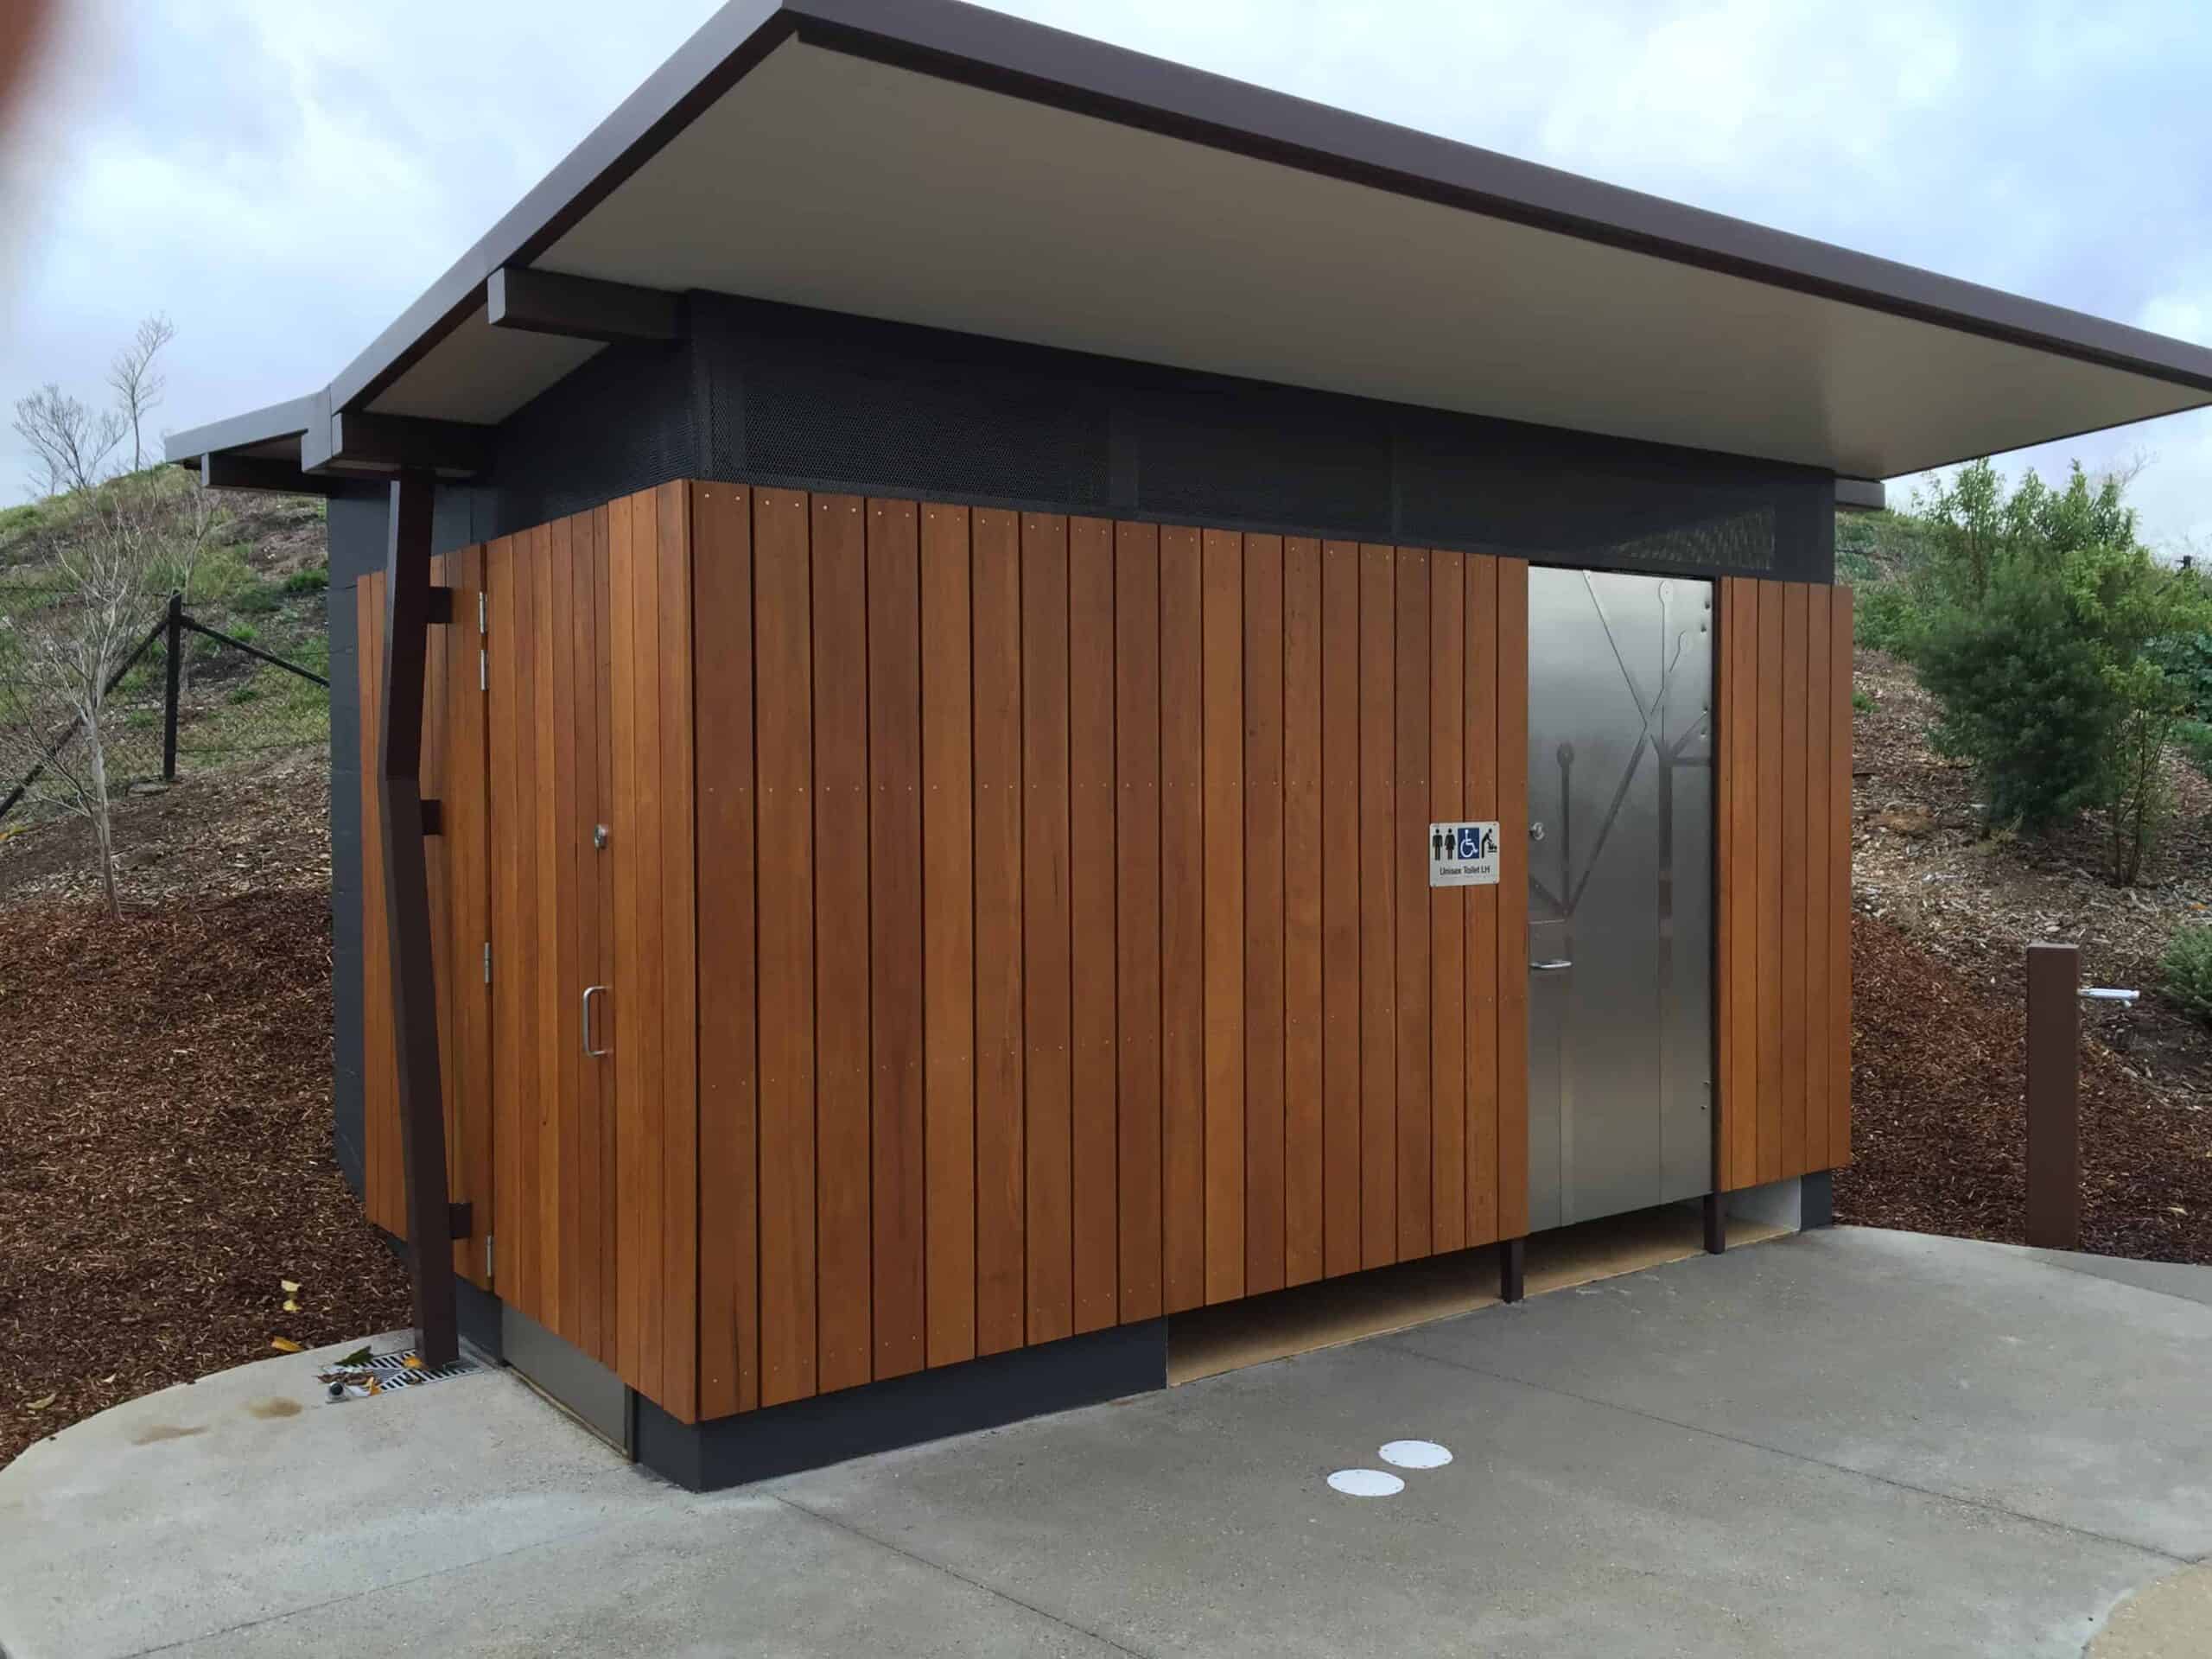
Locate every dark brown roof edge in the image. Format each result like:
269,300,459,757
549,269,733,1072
168,0,2212,469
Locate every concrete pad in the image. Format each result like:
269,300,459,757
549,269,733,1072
1389,1226,2212,1558
153,1493,1129,1658
6,1229,2209,1658
2026,1246,2212,1311
0,1332,661,1659
774,1335,2167,1659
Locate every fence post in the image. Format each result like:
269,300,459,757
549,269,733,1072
161,592,183,784
2025,942,2080,1251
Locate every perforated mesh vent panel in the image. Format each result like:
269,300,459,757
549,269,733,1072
487,342,696,538
1132,388,1392,536
467,294,1829,583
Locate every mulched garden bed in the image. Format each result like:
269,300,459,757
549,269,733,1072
1837,909,2211,1265
0,885,409,1469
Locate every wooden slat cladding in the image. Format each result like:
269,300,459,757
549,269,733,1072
1716,578,1854,1191
683,495,1530,1419
374,485,1534,1427
693,485,757,1417
356,560,491,1285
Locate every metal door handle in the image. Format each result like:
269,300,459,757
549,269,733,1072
1530,959,1573,972
582,985,610,1057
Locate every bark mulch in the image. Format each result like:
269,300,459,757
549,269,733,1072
1836,909,2211,1266
0,887,409,1470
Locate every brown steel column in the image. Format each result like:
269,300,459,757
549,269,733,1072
2024,942,2081,1252
379,468,459,1364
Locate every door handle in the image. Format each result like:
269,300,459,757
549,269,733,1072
582,985,610,1058
1530,959,1573,972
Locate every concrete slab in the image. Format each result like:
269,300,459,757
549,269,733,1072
774,1334,2166,1659
1390,1227,2212,1559
3,1229,2207,1658
2025,1246,2212,1311
0,1332,662,1659
153,1493,1130,1658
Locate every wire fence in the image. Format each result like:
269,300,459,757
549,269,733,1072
0,589,329,826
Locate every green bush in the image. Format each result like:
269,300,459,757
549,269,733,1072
1854,580,1923,654
283,568,328,594
1902,462,2211,877
2163,925,2212,1027
1916,562,2114,829
232,580,284,615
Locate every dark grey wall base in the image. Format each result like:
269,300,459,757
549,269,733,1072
373,1229,504,1360
1802,1170,1835,1229
455,1271,504,1361
637,1319,1170,1493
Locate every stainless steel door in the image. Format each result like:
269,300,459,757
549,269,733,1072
1526,568,1713,1230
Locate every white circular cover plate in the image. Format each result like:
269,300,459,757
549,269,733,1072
1379,1440,1452,1470
1326,1468,1405,1497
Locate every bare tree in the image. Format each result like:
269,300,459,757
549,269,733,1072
106,313,175,473
12,383,123,498
0,474,171,918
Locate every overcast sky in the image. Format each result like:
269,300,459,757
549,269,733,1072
5,0,2209,548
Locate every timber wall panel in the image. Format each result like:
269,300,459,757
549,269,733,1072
1069,517,1119,1334
693,484,757,1417
1244,533,1286,1296
751,487,817,1406
1716,577,1854,1191
415,485,1538,1424
1281,537,1325,1287
921,505,977,1367
1113,522,1164,1319
868,499,927,1378
680,496,1529,1420
1159,528,1207,1313
971,508,1027,1354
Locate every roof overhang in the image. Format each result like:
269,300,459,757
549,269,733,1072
168,0,2212,492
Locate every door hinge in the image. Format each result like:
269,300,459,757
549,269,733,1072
485,1234,495,1284
477,591,487,634
479,646,487,692
482,941,493,984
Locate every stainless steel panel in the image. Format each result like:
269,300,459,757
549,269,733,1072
1526,568,1714,1230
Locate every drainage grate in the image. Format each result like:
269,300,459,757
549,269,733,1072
317,1346,476,1402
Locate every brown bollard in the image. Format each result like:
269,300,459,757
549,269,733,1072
2024,943,2081,1251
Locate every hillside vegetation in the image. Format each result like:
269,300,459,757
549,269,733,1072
0,473,333,831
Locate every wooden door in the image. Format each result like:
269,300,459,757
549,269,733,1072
486,514,619,1366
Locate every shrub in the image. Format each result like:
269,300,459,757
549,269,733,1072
232,580,284,615
1854,579,1923,655
2163,925,2212,1027
1916,563,2113,830
282,568,327,594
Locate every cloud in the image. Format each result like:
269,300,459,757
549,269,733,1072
4,0,2208,547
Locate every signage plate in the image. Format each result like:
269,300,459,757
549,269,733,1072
1429,821,1500,887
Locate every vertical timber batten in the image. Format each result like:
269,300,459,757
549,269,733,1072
378,469,460,1367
